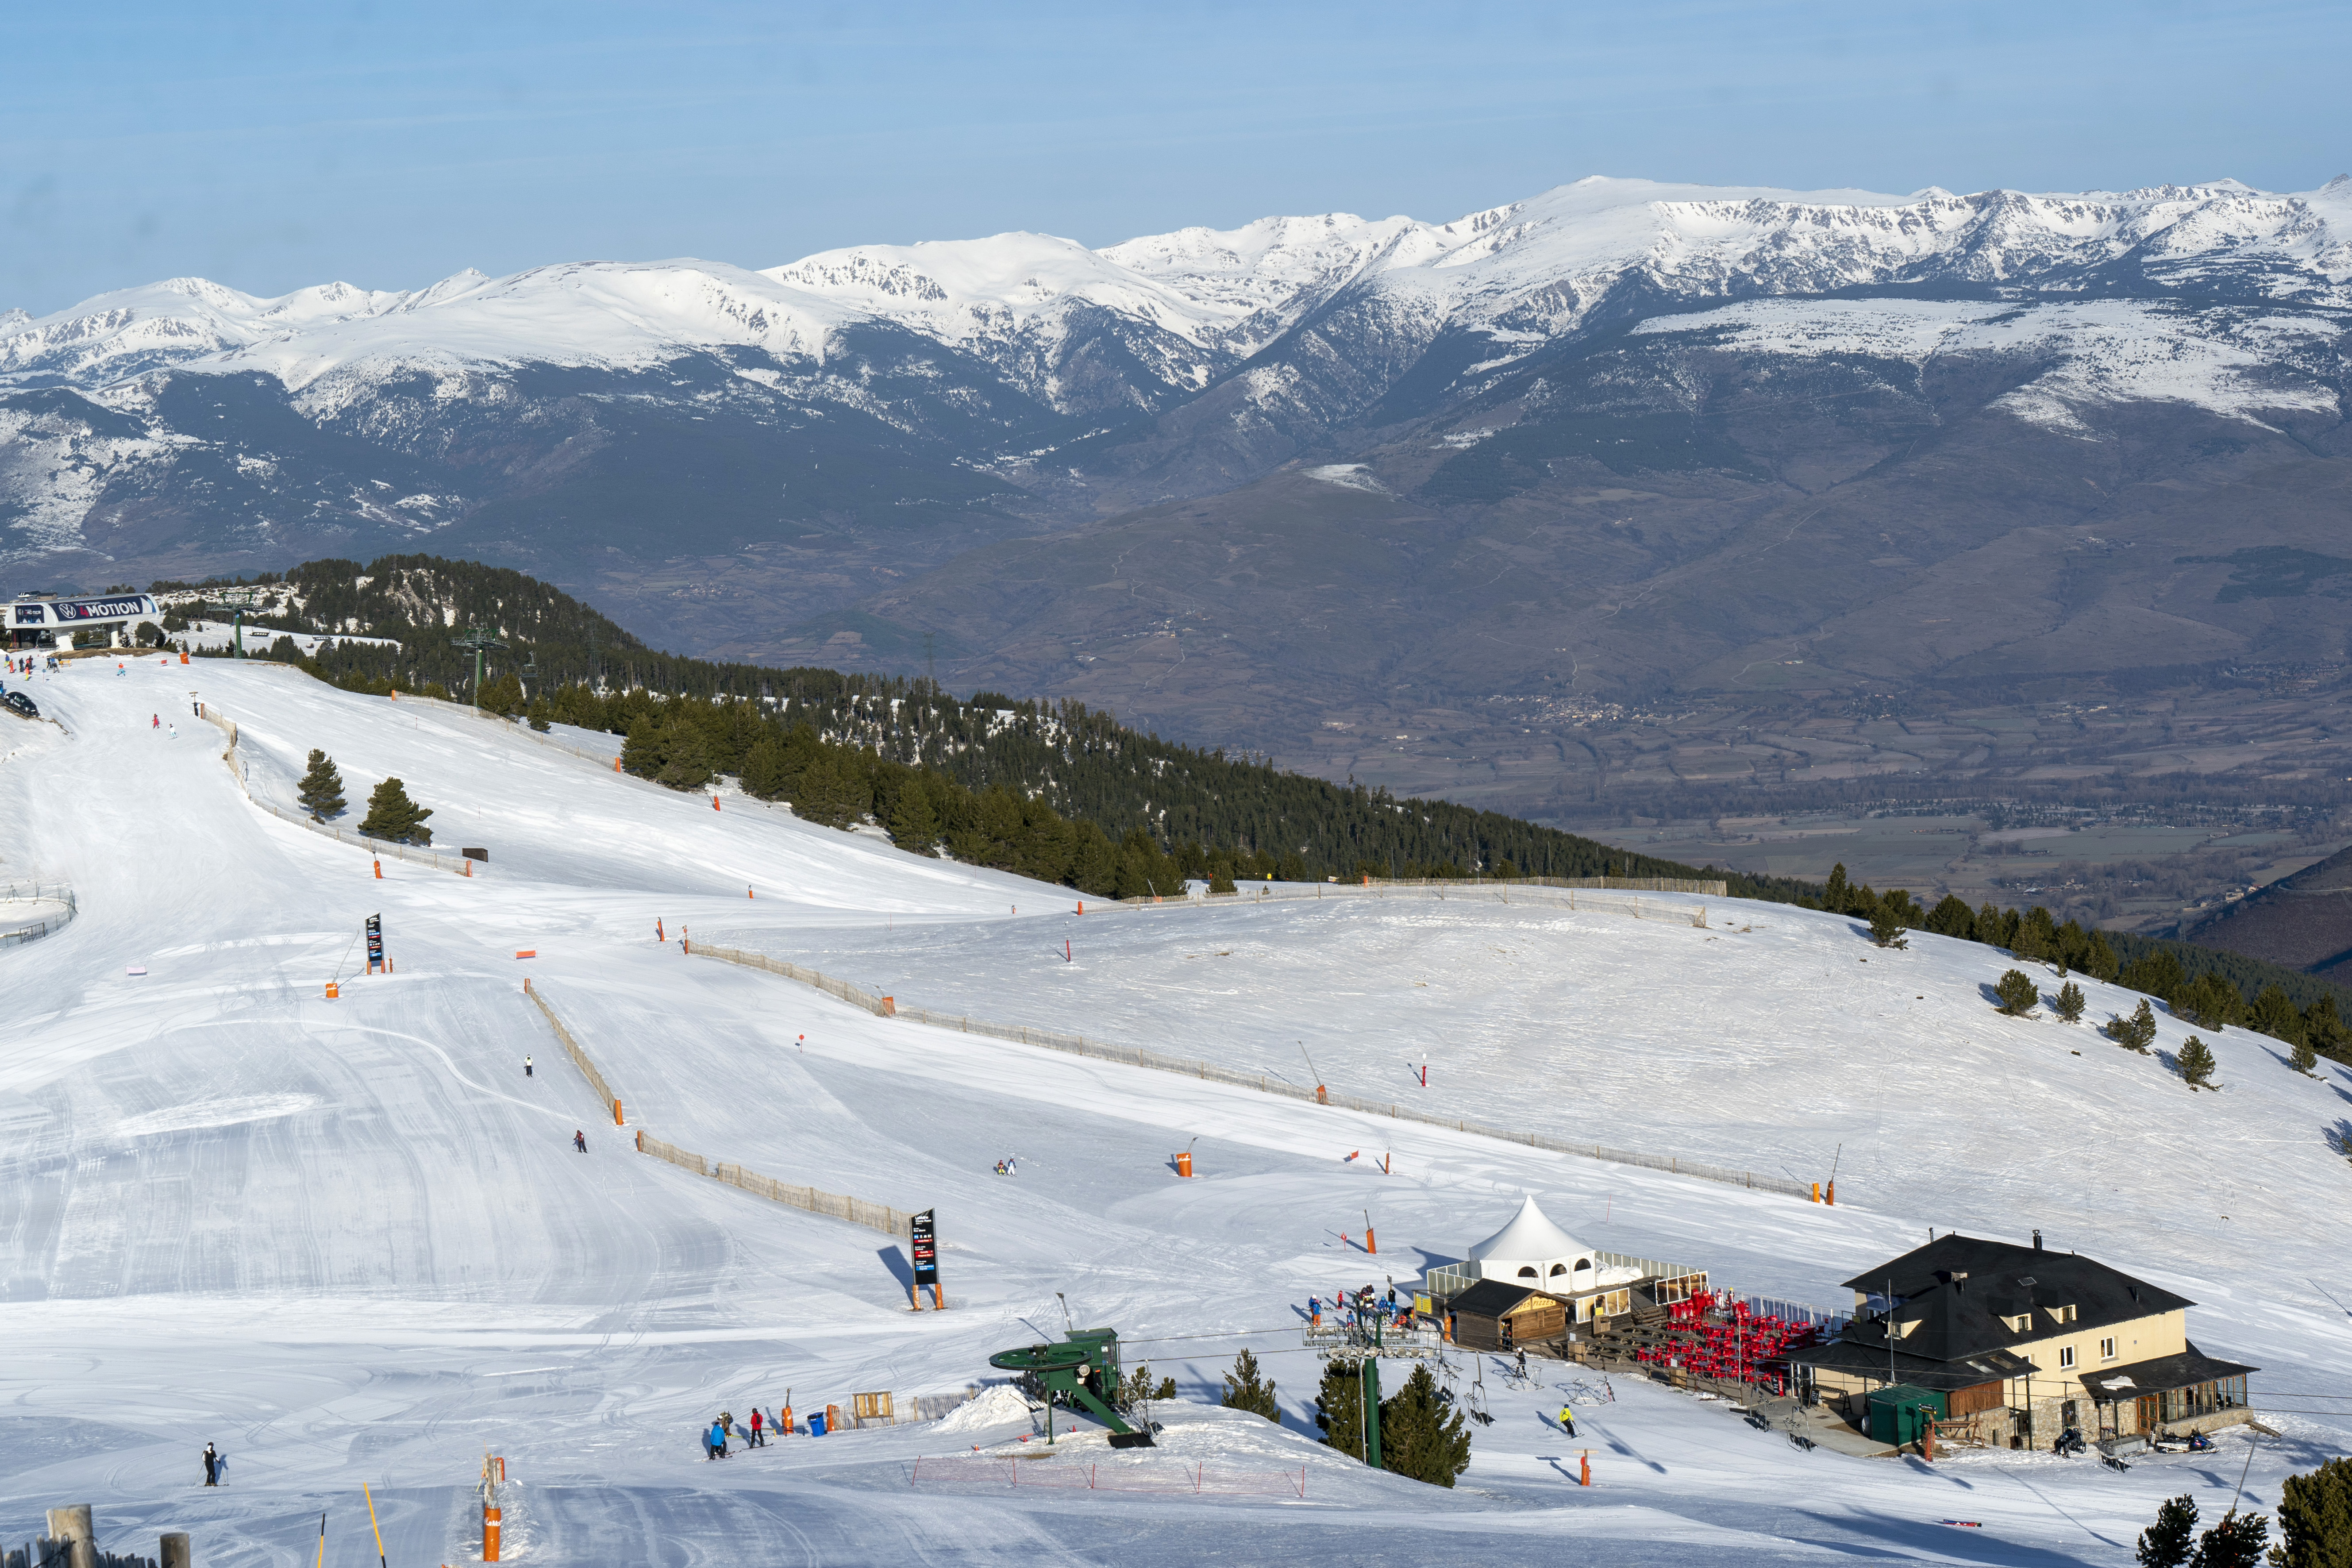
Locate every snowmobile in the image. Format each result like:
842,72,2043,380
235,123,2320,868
2187,1430,2215,1453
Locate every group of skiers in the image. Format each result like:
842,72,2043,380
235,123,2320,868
705,1407,786,1457
993,1157,1018,1176
1308,1285,1415,1333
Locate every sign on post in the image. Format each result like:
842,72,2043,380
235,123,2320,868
910,1209,943,1310
365,913,385,974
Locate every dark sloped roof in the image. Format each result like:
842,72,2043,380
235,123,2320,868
1447,1279,1554,1318
1829,1234,2191,1365
1785,1337,2038,1391
2077,1343,2258,1403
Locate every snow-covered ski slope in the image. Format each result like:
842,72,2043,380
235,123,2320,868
2,658,2349,1565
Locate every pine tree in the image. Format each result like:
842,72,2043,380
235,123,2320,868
2292,1036,2320,1075
2192,1510,2269,1568
1994,969,2040,1017
1926,894,1976,938
2249,984,2306,1047
1117,1362,1177,1407
2305,995,2349,1058
2108,999,2157,1052
654,717,712,790
1823,863,1850,913
620,717,663,778
2179,973,2243,1032
2177,1036,2216,1089
1220,1348,1280,1422
1377,1362,1471,1487
1868,904,1910,949
296,748,346,821
2085,929,2120,981
2274,1455,2352,1568
359,777,433,844
2136,1494,2198,1568
2054,981,2086,1024
526,695,553,732
889,782,941,855
1313,1358,1367,1460
739,736,789,800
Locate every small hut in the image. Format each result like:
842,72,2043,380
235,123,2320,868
1447,1280,1568,1351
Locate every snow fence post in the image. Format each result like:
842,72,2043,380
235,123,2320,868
46,1505,93,1568
160,1533,191,1568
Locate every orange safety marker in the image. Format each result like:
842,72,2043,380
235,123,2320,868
612,756,621,771
462,859,472,877
712,794,721,811
747,886,754,900
373,859,383,879
612,1097,624,1126
325,982,339,999
1580,1451,1591,1486
515,950,536,959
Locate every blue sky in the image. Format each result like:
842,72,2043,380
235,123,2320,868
4,0,2345,313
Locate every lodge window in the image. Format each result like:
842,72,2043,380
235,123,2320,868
2100,1337,2116,1360
2058,1345,2075,1368
2001,1314,2030,1335
2052,1304,2078,1324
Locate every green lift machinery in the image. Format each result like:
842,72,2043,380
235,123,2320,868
987,1329,1155,1448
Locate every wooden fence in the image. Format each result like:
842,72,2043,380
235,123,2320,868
524,980,620,1116
1078,879,1712,928
632,1131,915,1239
523,981,922,1241
691,946,1809,1200
199,704,476,878
694,944,893,1015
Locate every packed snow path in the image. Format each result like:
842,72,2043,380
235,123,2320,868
0,656,2347,1565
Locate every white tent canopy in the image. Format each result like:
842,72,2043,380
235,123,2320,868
1467,1195,1609,1290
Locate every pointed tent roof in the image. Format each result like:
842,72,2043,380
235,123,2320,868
1467,1195,1586,1264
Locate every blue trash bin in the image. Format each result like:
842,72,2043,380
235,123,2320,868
810,1413,826,1436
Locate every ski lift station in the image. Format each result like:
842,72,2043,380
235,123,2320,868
8,593,162,650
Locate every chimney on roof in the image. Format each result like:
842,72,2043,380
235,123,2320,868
2032,1229,2042,1251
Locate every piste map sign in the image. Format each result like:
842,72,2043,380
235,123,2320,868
910,1209,939,1289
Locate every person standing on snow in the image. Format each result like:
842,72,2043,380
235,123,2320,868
151,714,158,728
1558,1403,1575,1437
524,1055,533,1078
709,1418,728,1458
203,1442,218,1486
573,1130,587,1153
749,1408,764,1447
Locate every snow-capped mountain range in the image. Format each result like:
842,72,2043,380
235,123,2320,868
4,174,2351,702
9,177,2351,404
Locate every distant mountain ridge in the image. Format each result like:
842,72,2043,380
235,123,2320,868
2178,844,2352,982
6,174,2352,843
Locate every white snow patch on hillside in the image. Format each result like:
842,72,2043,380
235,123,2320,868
1303,463,1391,494
1632,297,2346,431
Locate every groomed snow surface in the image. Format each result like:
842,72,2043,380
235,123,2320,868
2,659,2348,1565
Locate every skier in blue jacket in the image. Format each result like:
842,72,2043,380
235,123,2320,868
708,1419,727,1459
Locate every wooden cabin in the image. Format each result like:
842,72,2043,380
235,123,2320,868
1447,1280,1568,1351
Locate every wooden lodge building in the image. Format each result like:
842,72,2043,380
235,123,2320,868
1786,1233,2255,1447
